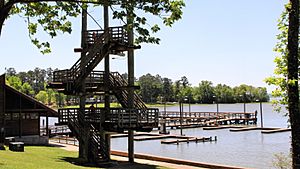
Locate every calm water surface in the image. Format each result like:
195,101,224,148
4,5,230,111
111,103,291,169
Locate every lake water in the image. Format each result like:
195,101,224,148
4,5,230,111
111,103,291,169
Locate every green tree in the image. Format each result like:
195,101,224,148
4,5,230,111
5,67,16,76
21,82,34,96
35,90,48,104
286,0,300,167
55,92,66,107
46,88,55,105
265,2,300,167
173,80,181,101
138,73,162,103
252,87,269,102
0,0,185,53
161,77,173,102
17,71,28,84
6,75,22,91
181,86,193,103
214,84,235,103
194,80,215,104
233,84,256,103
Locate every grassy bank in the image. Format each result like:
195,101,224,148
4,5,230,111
0,146,169,169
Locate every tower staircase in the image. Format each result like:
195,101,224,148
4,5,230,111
49,26,130,94
64,108,109,162
48,26,158,162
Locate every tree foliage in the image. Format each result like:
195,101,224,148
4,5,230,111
5,67,270,105
138,73,163,103
5,67,65,107
0,0,185,53
265,2,300,167
265,4,290,113
137,73,269,104
35,90,48,104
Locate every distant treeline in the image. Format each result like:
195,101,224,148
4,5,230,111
135,73,269,104
4,68,269,106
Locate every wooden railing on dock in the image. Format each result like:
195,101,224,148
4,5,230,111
159,111,258,128
58,107,159,131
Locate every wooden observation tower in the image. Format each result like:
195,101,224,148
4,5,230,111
48,4,159,164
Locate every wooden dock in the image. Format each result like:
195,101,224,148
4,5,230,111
161,136,216,145
134,135,175,141
229,127,290,133
111,132,216,144
261,128,291,134
159,111,258,130
203,125,245,130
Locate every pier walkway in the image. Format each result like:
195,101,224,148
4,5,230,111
159,111,257,130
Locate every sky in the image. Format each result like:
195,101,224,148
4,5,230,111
0,1,287,92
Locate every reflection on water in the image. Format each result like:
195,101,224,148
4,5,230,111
111,103,291,169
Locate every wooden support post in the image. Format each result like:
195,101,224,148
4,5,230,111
127,1,135,163
105,134,111,158
46,112,49,136
79,8,88,161
104,0,110,122
260,102,263,128
38,115,40,136
102,1,112,161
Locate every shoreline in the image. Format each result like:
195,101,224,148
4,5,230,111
49,141,252,169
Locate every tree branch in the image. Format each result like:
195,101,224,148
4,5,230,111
18,0,107,5
0,0,18,36
0,0,119,36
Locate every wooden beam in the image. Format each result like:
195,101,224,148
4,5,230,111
6,109,48,112
46,112,49,136
74,48,83,53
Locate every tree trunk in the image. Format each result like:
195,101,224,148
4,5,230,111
287,0,300,168
0,3,13,36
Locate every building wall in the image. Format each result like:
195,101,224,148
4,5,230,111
0,75,5,137
5,113,39,136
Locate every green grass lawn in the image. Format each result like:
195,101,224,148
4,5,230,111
0,146,169,169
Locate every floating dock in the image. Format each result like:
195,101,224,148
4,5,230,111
111,132,215,144
261,128,291,134
161,136,216,145
229,127,290,133
203,125,245,130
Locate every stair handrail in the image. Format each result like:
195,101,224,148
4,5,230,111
63,108,109,161
109,72,152,123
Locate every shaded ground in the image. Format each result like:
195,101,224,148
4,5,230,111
0,145,169,169
49,141,206,169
